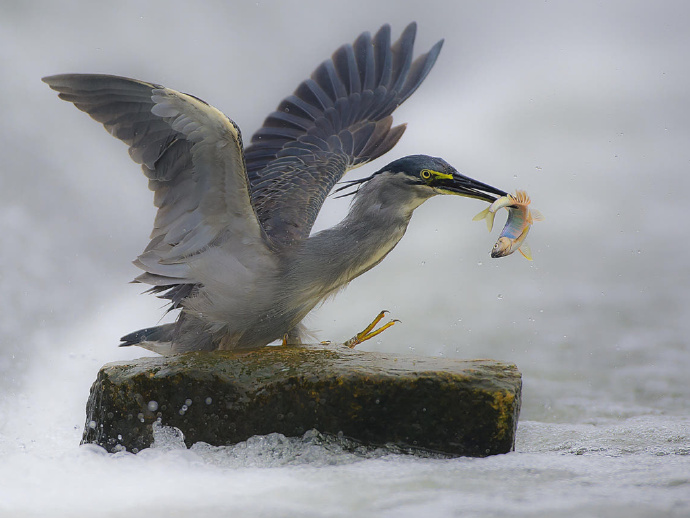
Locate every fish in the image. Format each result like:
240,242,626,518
473,189,543,260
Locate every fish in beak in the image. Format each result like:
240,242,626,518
473,190,544,260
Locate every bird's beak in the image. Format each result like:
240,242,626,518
435,171,507,203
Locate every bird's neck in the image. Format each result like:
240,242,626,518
286,176,434,302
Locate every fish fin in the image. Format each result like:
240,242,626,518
472,206,495,232
518,241,533,261
531,209,545,222
512,190,530,205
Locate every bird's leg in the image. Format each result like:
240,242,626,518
343,310,399,348
282,323,307,346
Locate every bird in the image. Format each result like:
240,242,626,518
43,23,507,354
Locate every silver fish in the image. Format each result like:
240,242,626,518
473,190,543,260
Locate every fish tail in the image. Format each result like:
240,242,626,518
486,210,496,231
472,206,495,231
472,207,489,222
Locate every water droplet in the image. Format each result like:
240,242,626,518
185,399,193,407
497,294,503,300
147,400,159,412
205,397,213,405
477,261,483,266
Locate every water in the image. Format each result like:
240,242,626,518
2,2,690,516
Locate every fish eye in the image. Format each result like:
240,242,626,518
420,169,432,180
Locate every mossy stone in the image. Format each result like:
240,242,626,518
82,345,521,456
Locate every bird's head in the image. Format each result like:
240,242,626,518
336,155,507,204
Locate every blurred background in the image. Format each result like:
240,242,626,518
0,1,689,514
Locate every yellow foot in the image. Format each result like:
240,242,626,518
343,310,399,349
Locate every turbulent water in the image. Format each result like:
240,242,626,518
2,2,690,516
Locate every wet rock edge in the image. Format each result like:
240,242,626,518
81,345,522,457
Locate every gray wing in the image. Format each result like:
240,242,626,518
43,74,268,305
244,23,443,245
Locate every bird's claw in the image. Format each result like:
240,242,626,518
344,310,399,348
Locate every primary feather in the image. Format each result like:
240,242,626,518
245,23,443,245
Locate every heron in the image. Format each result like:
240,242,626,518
43,23,507,354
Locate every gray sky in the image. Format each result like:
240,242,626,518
2,1,689,382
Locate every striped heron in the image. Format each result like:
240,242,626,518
43,23,507,354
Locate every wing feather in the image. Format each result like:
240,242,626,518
245,23,444,245
43,74,269,303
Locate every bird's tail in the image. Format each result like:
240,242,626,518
120,323,176,355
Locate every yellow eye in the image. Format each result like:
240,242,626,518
420,169,432,180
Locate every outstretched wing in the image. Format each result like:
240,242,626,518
42,74,268,304
245,22,444,245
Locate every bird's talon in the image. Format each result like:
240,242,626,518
357,310,389,336
344,311,399,348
